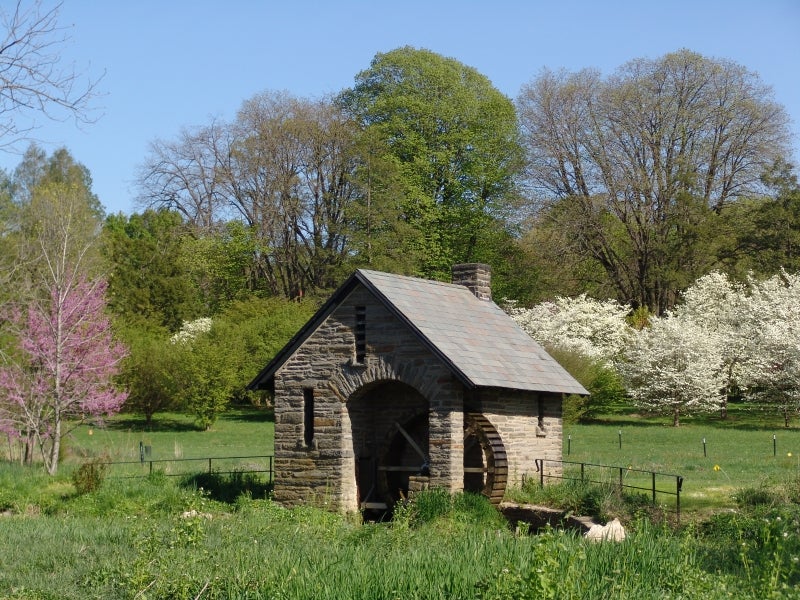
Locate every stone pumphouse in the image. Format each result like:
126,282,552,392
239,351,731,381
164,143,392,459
248,263,587,513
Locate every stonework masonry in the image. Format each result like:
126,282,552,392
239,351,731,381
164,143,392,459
268,267,566,512
273,286,467,510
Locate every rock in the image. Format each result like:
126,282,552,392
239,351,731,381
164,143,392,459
585,517,626,542
181,509,212,519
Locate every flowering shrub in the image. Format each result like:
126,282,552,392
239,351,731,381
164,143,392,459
169,317,213,344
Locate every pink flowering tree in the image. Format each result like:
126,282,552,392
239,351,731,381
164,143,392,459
0,276,127,474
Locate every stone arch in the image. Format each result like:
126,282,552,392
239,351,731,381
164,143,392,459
343,377,429,513
329,353,447,404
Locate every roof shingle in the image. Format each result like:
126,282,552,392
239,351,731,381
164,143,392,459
357,270,588,395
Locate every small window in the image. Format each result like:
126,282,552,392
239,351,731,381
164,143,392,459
303,388,315,447
355,305,367,363
536,397,547,438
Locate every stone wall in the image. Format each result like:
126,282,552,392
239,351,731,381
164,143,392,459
273,285,465,511
472,390,563,486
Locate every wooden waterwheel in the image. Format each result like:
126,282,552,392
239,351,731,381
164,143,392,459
463,412,508,506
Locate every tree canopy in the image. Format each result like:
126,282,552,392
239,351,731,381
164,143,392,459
517,49,792,314
340,46,524,279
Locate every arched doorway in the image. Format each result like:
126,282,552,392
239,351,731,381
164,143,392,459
347,381,429,511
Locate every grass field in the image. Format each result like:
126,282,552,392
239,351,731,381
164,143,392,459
10,403,800,513
563,417,800,512
2,405,800,599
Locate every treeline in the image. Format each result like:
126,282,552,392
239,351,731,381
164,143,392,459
1,46,798,467
131,47,797,313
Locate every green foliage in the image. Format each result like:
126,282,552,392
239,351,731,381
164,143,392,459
116,296,314,426
117,324,180,424
545,347,627,422
341,46,523,279
513,478,633,523
179,220,271,313
698,505,800,594
205,296,317,405
173,335,238,430
719,159,800,278
103,208,202,331
71,457,108,495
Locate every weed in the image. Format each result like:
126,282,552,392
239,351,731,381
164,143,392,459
71,457,108,495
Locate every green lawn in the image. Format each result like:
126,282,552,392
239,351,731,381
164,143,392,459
69,408,275,460
2,406,800,598
8,403,800,513
563,417,800,511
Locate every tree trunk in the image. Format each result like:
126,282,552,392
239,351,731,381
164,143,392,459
673,408,680,427
44,419,61,475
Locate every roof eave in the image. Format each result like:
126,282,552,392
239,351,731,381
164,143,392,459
246,273,362,391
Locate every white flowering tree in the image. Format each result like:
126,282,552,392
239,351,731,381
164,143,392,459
670,272,749,417
506,294,632,363
737,272,800,426
619,314,726,426
170,317,213,345
507,294,632,419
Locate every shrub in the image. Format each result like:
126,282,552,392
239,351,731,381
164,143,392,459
71,457,108,495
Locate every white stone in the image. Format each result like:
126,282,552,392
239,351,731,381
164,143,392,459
585,517,626,542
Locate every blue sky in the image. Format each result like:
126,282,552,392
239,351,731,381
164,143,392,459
2,0,799,215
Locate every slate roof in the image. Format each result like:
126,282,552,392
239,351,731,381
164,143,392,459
248,269,588,396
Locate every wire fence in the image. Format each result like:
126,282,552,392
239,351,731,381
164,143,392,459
103,454,274,482
533,458,684,524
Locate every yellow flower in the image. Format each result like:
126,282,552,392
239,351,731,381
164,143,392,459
713,465,721,472
789,453,793,458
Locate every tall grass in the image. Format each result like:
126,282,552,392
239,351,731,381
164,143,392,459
4,483,792,600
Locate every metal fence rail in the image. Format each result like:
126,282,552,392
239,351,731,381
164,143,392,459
533,458,684,524
103,454,274,482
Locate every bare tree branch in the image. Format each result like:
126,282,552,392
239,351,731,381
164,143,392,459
0,0,103,150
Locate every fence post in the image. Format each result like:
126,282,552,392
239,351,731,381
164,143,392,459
676,476,684,525
538,459,544,488
580,462,585,483
149,460,153,475
652,472,656,505
208,458,213,473
619,467,624,489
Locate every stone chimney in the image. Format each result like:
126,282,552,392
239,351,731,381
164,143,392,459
451,263,492,301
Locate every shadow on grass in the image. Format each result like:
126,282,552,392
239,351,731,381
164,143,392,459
582,416,668,428
222,408,275,423
103,416,201,433
583,404,800,431
180,471,273,503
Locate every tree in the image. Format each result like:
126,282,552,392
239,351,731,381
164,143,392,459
669,271,750,418
117,324,179,427
507,294,631,420
340,46,524,279
103,208,202,331
139,93,362,299
506,294,632,363
718,159,800,278
0,147,124,472
0,276,127,473
0,0,101,150
619,314,726,426
738,271,800,427
518,50,792,314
